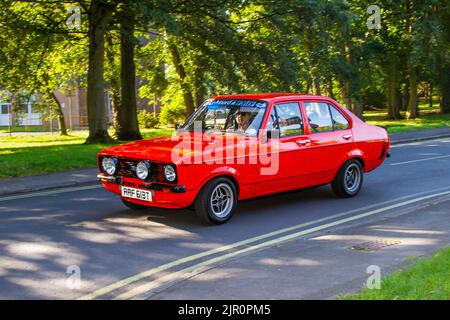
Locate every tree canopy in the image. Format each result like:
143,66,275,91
0,0,449,142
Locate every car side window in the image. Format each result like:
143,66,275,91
329,105,349,130
304,102,333,133
265,108,278,132
272,103,303,137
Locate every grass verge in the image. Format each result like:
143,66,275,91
364,103,450,133
0,128,173,178
344,247,450,300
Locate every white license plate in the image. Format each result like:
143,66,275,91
121,186,153,202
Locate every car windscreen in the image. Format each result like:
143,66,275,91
180,99,267,136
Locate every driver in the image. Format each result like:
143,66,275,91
236,111,252,132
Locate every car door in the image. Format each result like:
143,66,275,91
302,101,353,185
256,101,311,196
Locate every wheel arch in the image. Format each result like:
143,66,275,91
343,149,366,171
202,173,240,198
193,168,242,200
333,156,365,182
193,172,240,225
350,156,365,170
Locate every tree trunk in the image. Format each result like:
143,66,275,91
116,13,142,141
406,68,418,119
352,99,364,120
194,83,206,108
106,34,120,131
167,38,195,117
193,66,206,107
50,92,68,136
439,65,450,114
428,83,433,109
85,0,114,144
311,66,321,95
342,40,362,118
401,85,409,111
386,63,402,119
328,76,335,100
343,80,352,110
42,73,68,136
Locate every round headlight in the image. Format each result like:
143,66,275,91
136,161,150,180
102,157,117,175
164,165,176,182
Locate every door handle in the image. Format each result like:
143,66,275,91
342,134,352,140
296,139,310,145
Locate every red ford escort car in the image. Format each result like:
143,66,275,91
98,94,390,224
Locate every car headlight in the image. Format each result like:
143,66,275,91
102,157,118,175
136,161,150,180
164,165,177,182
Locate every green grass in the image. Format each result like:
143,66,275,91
0,126,52,133
364,102,450,133
344,247,450,300
0,128,173,178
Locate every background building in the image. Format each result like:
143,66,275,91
0,87,160,131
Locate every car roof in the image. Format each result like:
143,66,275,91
213,93,328,102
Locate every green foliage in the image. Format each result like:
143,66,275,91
0,0,87,135
159,91,186,126
138,109,159,128
2,0,450,141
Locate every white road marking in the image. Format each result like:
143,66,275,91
114,188,450,300
390,154,450,166
0,184,102,202
78,187,450,300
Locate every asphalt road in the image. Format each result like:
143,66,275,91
0,138,450,299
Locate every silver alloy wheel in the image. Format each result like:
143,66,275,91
344,163,362,193
210,183,234,218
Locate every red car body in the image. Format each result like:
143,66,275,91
98,94,390,223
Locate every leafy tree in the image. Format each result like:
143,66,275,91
434,0,450,113
114,1,142,140
0,1,87,135
3,0,450,139
137,109,159,128
84,0,117,143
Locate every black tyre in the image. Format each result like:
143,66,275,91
194,177,238,225
332,159,364,198
121,198,148,210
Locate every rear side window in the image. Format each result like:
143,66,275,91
266,102,303,137
329,105,349,130
304,102,333,133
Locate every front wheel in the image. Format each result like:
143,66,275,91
332,159,364,198
195,177,238,225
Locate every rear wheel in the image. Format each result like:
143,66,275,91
121,198,148,210
195,177,237,225
332,159,364,198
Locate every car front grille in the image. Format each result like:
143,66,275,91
117,158,164,182
118,159,137,178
